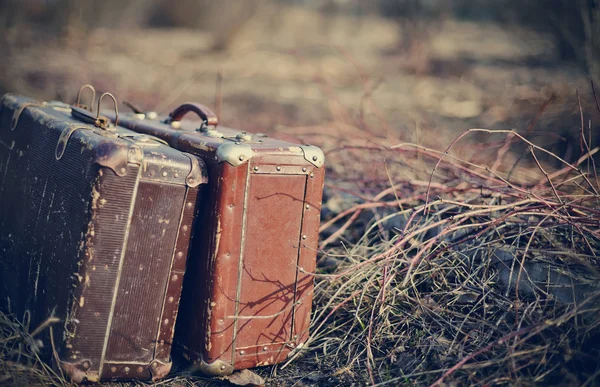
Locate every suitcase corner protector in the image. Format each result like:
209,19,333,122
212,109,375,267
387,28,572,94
183,153,209,187
194,358,234,376
150,359,173,380
299,145,324,168
215,142,253,167
60,359,98,383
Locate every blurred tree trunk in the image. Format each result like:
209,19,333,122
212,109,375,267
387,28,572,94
150,0,263,51
581,0,600,83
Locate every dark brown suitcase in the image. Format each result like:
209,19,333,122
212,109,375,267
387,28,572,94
0,93,208,382
107,103,325,374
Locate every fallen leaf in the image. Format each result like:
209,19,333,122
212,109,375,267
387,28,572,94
220,369,265,386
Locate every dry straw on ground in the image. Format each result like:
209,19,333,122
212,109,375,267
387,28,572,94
292,87,600,386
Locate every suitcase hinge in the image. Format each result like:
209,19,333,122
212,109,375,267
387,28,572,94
56,125,132,177
55,125,91,160
11,102,45,131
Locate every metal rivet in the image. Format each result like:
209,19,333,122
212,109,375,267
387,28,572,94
276,166,281,171
110,366,117,372
293,334,298,339
120,167,127,174
253,166,259,171
177,251,184,258
220,365,226,370
312,156,318,161
168,296,174,303
137,366,144,373
305,204,310,209
151,362,158,369
309,173,315,178
187,178,194,184
172,274,179,281
83,361,90,369
162,171,168,177
239,350,245,355
263,346,268,352
174,172,179,178
187,202,193,208
183,225,189,232
302,235,307,240
302,167,307,172
164,318,169,325
239,156,244,161
124,367,130,373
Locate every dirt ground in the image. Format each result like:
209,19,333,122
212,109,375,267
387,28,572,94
1,3,600,386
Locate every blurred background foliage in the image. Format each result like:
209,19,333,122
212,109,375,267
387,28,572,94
1,0,597,78
0,0,598,167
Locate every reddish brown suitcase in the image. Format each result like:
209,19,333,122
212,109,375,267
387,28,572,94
108,103,325,374
0,93,207,382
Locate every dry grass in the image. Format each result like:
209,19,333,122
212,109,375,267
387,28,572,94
0,311,67,386
290,91,600,385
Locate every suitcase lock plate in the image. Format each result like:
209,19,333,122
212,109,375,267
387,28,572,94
71,92,119,130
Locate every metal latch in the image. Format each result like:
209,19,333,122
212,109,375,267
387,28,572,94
118,133,169,147
71,92,119,130
223,131,267,144
122,101,158,121
72,84,96,112
198,125,224,138
236,131,252,141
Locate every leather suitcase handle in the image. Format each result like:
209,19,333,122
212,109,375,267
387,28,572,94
168,103,219,127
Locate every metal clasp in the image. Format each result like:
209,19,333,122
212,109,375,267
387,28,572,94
96,92,119,128
74,84,96,111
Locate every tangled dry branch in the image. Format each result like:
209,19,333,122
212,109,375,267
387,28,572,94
300,121,600,386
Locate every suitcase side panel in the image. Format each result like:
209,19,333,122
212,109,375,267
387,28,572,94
63,165,140,381
0,96,140,381
154,185,201,364
292,167,324,344
0,102,97,334
201,163,247,366
232,173,307,364
174,160,225,369
173,161,247,375
103,181,186,363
